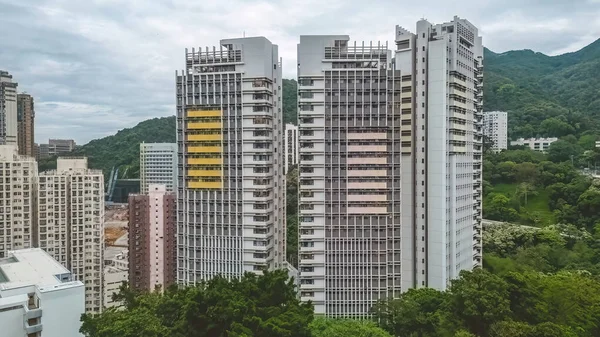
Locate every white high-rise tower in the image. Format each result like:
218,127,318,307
176,37,286,284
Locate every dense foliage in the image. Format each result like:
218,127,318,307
38,117,175,178
372,267,600,337
483,146,600,229
282,79,298,125
484,39,600,139
81,270,313,337
286,167,299,266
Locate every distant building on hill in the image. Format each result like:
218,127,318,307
284,123,298,174
139,143,177,195
511,137,557,152
483,111,508,151
38,139,76,159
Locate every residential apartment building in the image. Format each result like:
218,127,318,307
297,36,402,317
0,248,85,337
511,137,557,152
0,145,37,258
38,139,76,159
103,250,128,309
0,70,18,147
17,93,35,157
140,143,177,194
38,158,104,313
396,17,483,293
483,111,507,151
284,123,299,174
128,184,176,291
176,37,286,284
297,16,483,317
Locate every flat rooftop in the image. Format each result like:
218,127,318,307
0,248,77,291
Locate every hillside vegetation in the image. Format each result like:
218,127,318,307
483,39,600,139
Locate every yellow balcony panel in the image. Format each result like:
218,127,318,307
188,181,222,189
187,110,221,117
188,146,222,153
187,122,221,129
188,170,222,177
188,157,222,165
187,134,221,141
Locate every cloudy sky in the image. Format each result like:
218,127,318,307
1,0,599,144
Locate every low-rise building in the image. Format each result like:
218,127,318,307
103,250,128,309
0,248,85,337
511,137,558,152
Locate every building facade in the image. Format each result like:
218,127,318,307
0,70,18,147
483,111,508,151
396,17,483,292
103,250,128,309
17,93,35,157
0,145,37,258
0,248,85,337
297,17,483,317
176,37,285,284
297,35,402,317
511,137,557,152
284,123,298,174
128,184,176,291
37,158,105,313
139,143,177,194
38,139,76,160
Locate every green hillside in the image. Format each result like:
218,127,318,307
484,39,600,138
38,116,175,178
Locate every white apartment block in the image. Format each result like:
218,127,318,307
396,17,483,292
0,145,37,258
0,248,85,337
511,137,557,152
176,37,286,284
103,250,128,309
0,70,18,147
140,143,177,194
38,158,105,313
284,123,299,174
297,17,483,317
483,111,508,151
297,36,402,317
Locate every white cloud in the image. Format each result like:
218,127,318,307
0,0,599,144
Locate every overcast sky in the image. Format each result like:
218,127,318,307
1,0,599,144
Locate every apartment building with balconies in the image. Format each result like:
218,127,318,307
140,143,177,194
129,184,175,291
284,123,298,174
0,248,85,337
396,17,483,292
511,137,557,152
37,158,104,313
0,70,18,147
0,145,37,258
17,93,35,157
297,36,402,317
483,111,508,151
176,37,286,284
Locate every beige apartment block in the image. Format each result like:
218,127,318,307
38,157,105,313
0,145,37,257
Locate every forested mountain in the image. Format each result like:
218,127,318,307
484,39,600,138
38,116,175,178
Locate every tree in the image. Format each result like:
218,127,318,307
514,182,538,206
371,288,448,337
448,269,512,337
540,117,575,137
80,270,314,337
547,140,581,163
484,194,519,222
310,318,392,337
